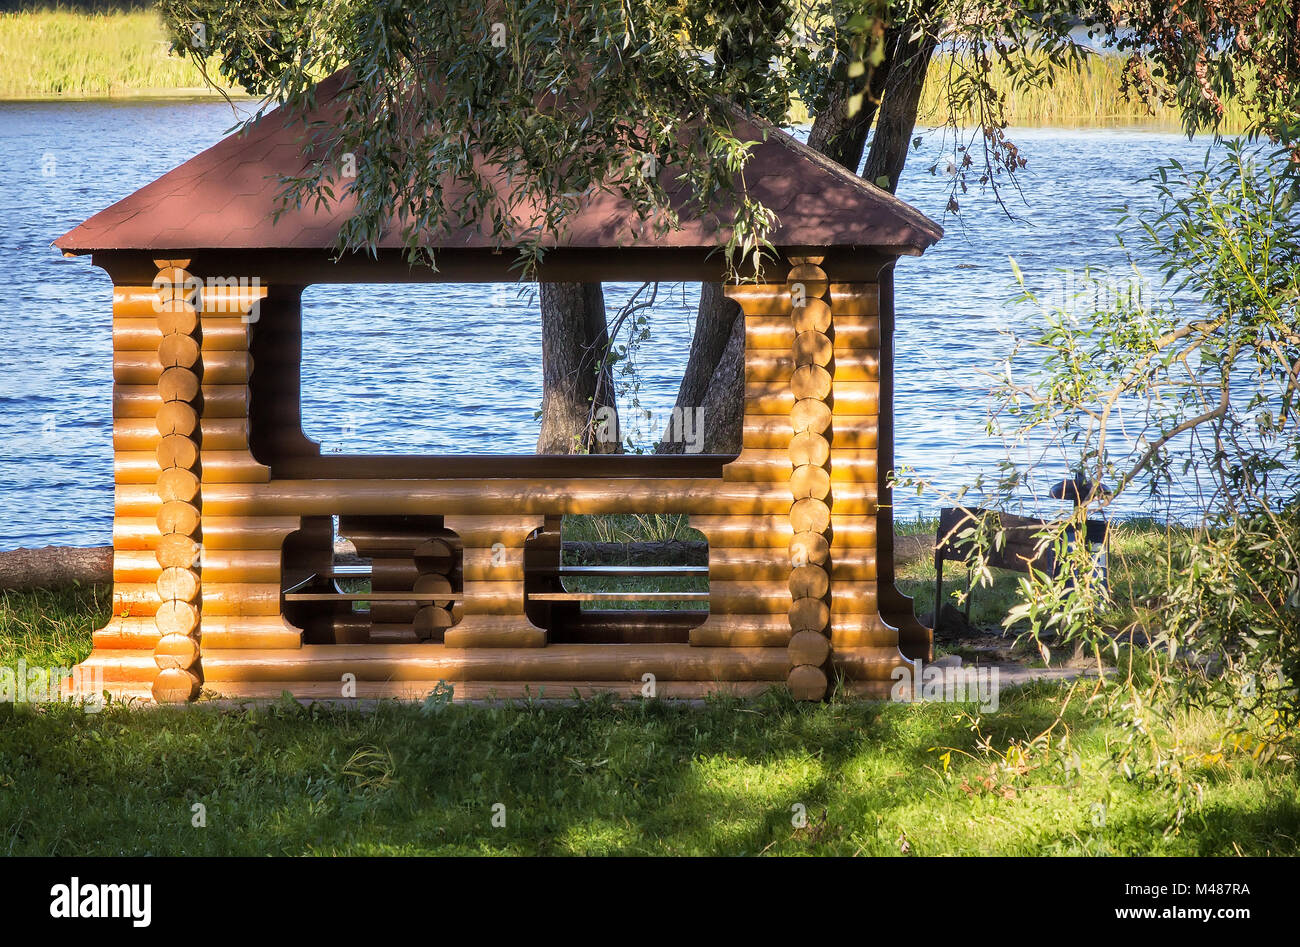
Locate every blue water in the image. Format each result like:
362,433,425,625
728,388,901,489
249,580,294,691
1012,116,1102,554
0,99,1228,547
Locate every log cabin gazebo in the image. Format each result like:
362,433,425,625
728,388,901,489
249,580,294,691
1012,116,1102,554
55,74,943,703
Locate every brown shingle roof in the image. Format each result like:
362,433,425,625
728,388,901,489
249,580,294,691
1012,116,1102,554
54,73,942,257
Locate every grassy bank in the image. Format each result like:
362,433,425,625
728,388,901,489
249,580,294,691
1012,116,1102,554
2,679,1297,855
2,517,1298,856
0,7,232,99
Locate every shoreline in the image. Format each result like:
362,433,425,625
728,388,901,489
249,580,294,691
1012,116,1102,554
0,10,1239,131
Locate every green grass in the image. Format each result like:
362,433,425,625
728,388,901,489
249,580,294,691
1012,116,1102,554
561,513,703,545
559,514,708,610
0,584,105,694
2,664,1297,855
0,7,234,99
894,516,1187,638
2,523,1295,855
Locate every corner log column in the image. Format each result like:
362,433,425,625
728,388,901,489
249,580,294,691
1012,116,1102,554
150,260,204,702
709,264,912,702
785,259,835,700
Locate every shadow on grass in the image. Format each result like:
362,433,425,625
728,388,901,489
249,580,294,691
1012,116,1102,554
7,675,1292,856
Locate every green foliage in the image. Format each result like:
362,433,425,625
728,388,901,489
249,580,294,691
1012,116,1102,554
900,141,1299,827
155,0,805,277
1107,0,1300,150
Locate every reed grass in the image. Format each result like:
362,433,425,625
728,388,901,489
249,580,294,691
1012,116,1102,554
1,9,1254,134
0,7,233,99
915,52,1253,134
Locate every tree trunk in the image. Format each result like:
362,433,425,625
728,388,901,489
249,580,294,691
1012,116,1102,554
662,15,937,455
0,545,112,590
695,308,746,454
659,283,742,453
536,282,619,454
861,29,939,194
805,25,900,171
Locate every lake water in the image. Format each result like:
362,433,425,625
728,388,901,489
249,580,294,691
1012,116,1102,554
0,99,1228,548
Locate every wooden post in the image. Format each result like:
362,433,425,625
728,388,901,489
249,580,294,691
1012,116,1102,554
785,259,833,700
150,260,203,702
690,280,796,651
441,514,547,647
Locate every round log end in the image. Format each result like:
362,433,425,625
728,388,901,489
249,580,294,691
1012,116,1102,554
788,596,830,633
156,302,199,337
787,264,830,304
157,467,200,504
155,400,199,438
414,538,454,571
791,364,833,402
792,330,833,368
789,563,830,600
158,332,200,369
155,533,200,570
790,398,832,436
153,632,200,671
155,599,199,638
788,630,831,668
788,430,831,469
158,366,200,404
156,500,201,537
413,605,454,638
789,531,830,568
791,297,831,334
156,566,200,603
152,667,201,703
787,664,829,701
789,496,831,535
156,433,199,472
790,463,832,502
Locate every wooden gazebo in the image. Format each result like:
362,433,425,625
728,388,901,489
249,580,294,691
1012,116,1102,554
56,75,942,703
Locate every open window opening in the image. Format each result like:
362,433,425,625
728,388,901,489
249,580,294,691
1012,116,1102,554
285,281,703,456
282,515,462,644
526,514,710,643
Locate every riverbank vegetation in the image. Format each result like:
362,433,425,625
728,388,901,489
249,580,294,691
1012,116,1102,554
0,6,232,99
0,7,1248,134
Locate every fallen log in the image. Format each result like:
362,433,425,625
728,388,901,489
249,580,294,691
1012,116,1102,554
0,545,113,591
562,540,709,565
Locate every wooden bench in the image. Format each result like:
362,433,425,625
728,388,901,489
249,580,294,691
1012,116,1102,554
285,564,709,604
933,506,1107,625
528,564,710,604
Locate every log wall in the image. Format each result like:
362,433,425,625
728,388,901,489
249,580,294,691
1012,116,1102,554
73,257,919,703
